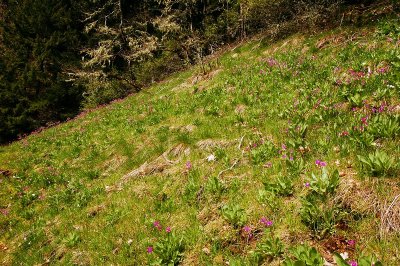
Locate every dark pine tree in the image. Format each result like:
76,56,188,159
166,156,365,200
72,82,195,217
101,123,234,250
0,0,83,143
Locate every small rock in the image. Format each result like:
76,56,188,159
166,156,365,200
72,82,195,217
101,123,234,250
202,247,210,255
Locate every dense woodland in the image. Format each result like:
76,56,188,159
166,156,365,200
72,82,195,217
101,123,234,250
0,0,397,143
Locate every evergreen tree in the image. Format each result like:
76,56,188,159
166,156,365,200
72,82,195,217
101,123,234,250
0,0,83,143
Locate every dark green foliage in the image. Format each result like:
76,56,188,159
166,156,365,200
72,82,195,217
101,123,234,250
0,0,83,143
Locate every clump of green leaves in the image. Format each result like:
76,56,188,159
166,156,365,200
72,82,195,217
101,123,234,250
263,174,294,196
300,198,344,238
286,157,305,176
253,236,284,261
284,244,324,266
358,150,396,177
221,203,247,227
257,190,281,211
206,176,227,197
152,232,185,265
308,168,339,196
251,141,277,165
368,115,400,139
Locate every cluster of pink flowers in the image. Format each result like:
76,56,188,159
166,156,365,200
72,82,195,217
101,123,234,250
349,260,358,266
315,160,327,167
147,246,153,253
153,220,162,231
148,222,173,254
264,161,273,168
260,217,273,227
347,239,356,247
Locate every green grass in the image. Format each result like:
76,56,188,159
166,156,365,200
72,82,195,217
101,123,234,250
1,17,399,265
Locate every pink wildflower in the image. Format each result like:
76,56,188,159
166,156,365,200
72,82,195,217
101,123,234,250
185,161,192,170
349,260,358,266
147,246,153,253
153,221,162,230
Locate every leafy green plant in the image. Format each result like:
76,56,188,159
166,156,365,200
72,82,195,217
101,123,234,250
373,86,395,100
152,232,185,265
63,232,81,248
300,198,343,238
368,115,400,139
284,244,324,266
333,253,383,266
263,174,294,196
308,168,339,196
251,141,277,165
288,122,308,148
347,93,366,107
358,150,396,177
253,236,284,260
221,203,247,227
206,176,227,197
257,190,280,211
286,157,305,176
349,131,376,148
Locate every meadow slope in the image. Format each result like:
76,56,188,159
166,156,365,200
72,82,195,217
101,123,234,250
1,15,400,265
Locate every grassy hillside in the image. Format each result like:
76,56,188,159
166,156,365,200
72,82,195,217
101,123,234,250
1,15,399,265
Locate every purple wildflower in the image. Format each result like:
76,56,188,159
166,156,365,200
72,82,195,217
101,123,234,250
243,225,251,233
349,260,358,266
0,209,9,216
347,239,356,246
260,217,273,227
153,221,162,230
185,161,192,170
305,182,310,188
166,226,171,233
147,246,153,253
315,160,327,167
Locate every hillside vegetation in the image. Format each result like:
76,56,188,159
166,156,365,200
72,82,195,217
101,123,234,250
1,12,400,265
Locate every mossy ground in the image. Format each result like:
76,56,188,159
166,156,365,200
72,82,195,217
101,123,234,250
0,16,399,265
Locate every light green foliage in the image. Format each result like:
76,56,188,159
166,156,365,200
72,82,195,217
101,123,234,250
368,115,400,139
251,141,278,165
308,168,340,196
221,203,248,228
151,232,185,265
300,198,344,238
253,235,284,260
264,174,294,196
284,245,324,266
358,150,397,177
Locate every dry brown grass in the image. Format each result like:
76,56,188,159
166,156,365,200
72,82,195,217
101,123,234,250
335,174,400,238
